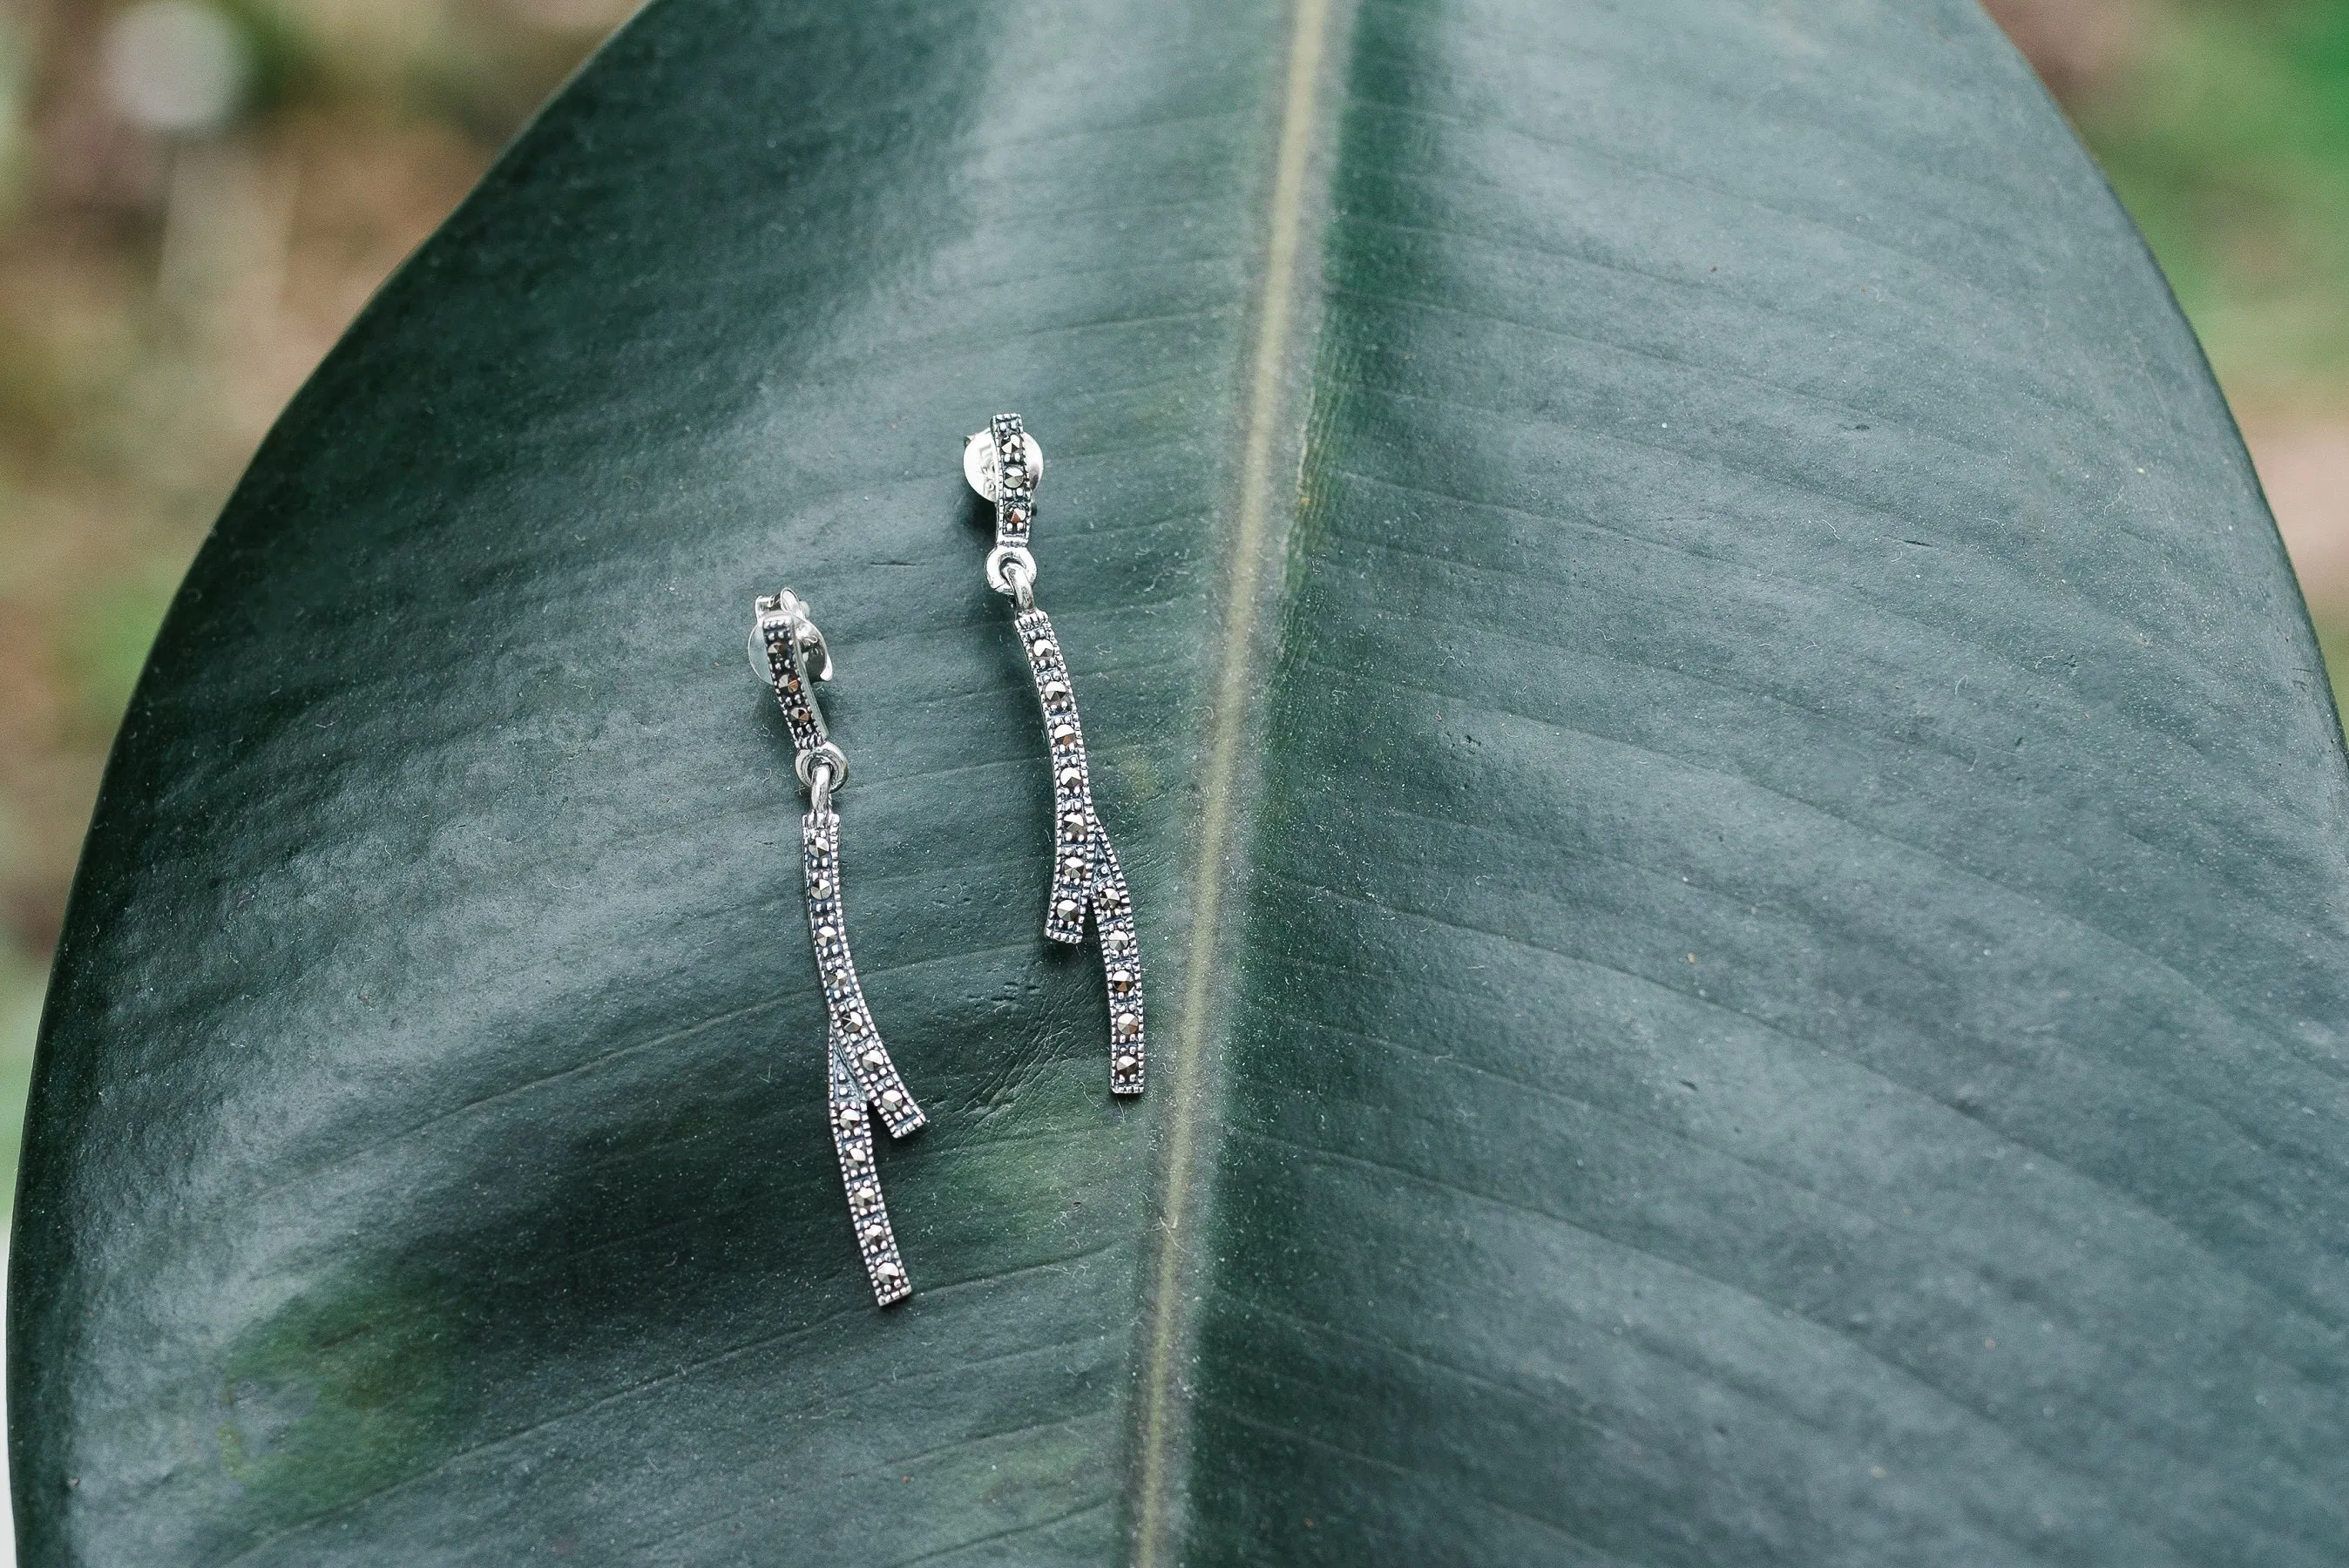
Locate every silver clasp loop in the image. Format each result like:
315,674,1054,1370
796,740,849,797
803,753,840,814
985,544,1037,609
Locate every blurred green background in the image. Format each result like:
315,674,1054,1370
0,0,2344,1339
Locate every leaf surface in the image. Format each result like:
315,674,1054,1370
16,0,2349,1563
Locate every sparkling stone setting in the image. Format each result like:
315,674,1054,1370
755,589,924,1308
804,808,923,1306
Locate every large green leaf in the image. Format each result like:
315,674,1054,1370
16,0,2349,1560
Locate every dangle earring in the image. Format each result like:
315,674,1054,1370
751,590,924,1307
964,415,1146,1096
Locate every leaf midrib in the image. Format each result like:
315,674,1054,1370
1129,0,1337,1558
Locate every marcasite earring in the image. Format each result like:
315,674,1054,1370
964,415,1146,1096
750,590,924,1307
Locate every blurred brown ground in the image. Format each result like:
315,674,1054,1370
0,0,2345,1148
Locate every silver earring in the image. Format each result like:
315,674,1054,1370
750,590,923,1307
964,415,1146,1096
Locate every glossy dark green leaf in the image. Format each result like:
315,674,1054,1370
16,0,2349,1561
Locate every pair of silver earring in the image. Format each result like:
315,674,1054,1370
748,415,1144,1308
